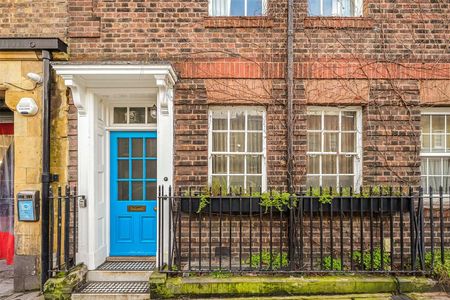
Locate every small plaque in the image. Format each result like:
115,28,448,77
127,205,146,212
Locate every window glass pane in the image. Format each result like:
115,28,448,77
307,155,320,174
322,155,337,174
444,177,450,192
118,182,129,200
428,158,442,175
247,176,262,189
132,182,143,200
306,176,320,187
230,132,245,152
341,133,356,152
324,114,339,130
248,132,263,152
421,158,427,175
212,154,227,174
447,116,450,133
231,112,245,130
230,0,245,16
114,107,127,124
230,155,245,174
432,116,445,133
339,175,353,188
323,0,333,15
213,115,228,130
307,114,321,130
132,160,143,179
118,138,129,157
322,176,337,188
422,134,431,152
421,176,427,191
307,132,321,152
248,114,263,130
324,132,338,152
147,107,157,124
212,132,227,152
429,176,440,192
132,138,143,157
432,134,445,151
247,155,262,174
146,160,157,179
447,135,450,152
212,176,227,190
230,175,245,189
421,115,430,134
342,112,356,131
339,155,353,174
443,158,450,175
247,0,263,16
308,0,321,15
118,160,129,179
129,107,146,124
146,182,157,201
146,138,157,157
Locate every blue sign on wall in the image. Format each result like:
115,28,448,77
18,199,35,221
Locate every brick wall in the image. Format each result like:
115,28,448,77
0,0,67,38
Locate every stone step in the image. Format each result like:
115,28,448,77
72,281,149,300
87,270,152,282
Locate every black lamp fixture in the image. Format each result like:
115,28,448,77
150,104,157,119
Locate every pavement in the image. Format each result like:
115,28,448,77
0,260,43,300
1,259,450,299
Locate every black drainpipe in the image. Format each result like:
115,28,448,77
41,49,51,289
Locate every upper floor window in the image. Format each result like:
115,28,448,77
420,111,450,192
306,107,362,189
209,0,266,17
308,0,363,17
209,107,266,191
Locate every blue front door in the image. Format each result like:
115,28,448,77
110,131,157,256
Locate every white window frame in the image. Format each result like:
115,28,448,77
420,108,450,194
308,0,363,17
208,106,267,192
306,106,363,189
107,100,157,129
208,0,267,17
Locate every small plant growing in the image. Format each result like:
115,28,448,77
425,250,450,284
210,269,232,278
245,251,288,270
260,191,298,212
352,248,390,271
320,255,343,271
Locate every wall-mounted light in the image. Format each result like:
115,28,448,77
150,104,157,119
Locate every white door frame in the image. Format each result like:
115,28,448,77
53,64,177,270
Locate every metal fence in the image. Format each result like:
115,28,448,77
158,186,449,275
47,185,85,277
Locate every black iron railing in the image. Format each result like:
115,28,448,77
47,185,85,277
158,186,449,275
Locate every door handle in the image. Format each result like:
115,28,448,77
153,206,157,212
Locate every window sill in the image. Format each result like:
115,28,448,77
304,17,375,29
203,16,273,28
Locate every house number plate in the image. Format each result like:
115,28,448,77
127,205,146,212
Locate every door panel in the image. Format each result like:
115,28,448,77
110,131,157,256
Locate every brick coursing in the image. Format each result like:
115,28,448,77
0,0,67,38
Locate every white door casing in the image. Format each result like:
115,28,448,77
53,64,177,270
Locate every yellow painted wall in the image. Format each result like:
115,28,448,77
0,51,69,266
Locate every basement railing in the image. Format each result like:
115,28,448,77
47,185,85,277
158,185,449,275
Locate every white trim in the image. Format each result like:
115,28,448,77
208,106,267,192
54,64,176,270
306,106,363,189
